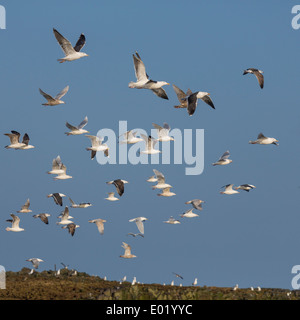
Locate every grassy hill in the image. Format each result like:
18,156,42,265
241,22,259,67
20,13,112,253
0,268,298,300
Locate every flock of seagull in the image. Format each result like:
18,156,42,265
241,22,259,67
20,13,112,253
3,27,278,287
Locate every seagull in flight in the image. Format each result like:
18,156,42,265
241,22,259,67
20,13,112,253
249,133,278,145
89,219,106,235
243,68,264,89
173,272,183,280
39,86,69,106
65,116,89,136
6,214,24,232
56,206,74,225
26,258,44,269
185,199,205,211
212,150,232,166
17,199,32,213
4,131,34,150
184,90,215,116
53,28,88,63
69,197,92,208
47,193,66,206
128,51,170,100
129,217,148,235
120,242,137,259
152,169,172,189
85,135,109,160
140,134,161,154
33,213,51,225
220,184,239,195
53,164,72,180
106,179,129,197
152,122,174,142
47,155,65,175
62,223,80,236
119,130,143,144
234,184,256,192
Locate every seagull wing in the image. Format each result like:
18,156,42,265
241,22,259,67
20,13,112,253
172,84,187,103
22,133,30,145
151,88,169,100
66,122,78,131
133,52,148,82
53,29,76,56
11,214,20,228
253,70,264,89
257,133,266,139
153,169,165,184
77,116,88,129
54,85,69,100
73,33,86,52
21,199,30,210
220,151,230,161
187,92,198,116
135,219,144,234
201,95,215,109
39,88,55,102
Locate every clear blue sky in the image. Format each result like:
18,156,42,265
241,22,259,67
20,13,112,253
0,0,299,289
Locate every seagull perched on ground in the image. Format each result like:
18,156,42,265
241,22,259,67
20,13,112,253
4,131,34,150
182,90,215,116
249,133,278,145
47,156,65,175
47,193,66,206
33,213,50,225
119,130,143,144
6,214,24,232
152,169,172,189
180,209,199,218
89,219,106,235
220,184,239,195
152,123,174,142
62,223,80,236
235,184,256,192
212,150,232,166
65,116,89,136
39,86,69,106
69,197,92,208
56,206,74,225
172,84,193,109
157,187,176,197
26,258,44,269
140,134,161,154
53,28,88,63
17,199,32,213
128,51,170,99
120,242,137,259
105,192,119,201
85,135,109,160
185,199,205,211
53,164,72,180
243,68,264,89
193,278,198,286
163,216,181,224
106,179,129,197
129,217,148,235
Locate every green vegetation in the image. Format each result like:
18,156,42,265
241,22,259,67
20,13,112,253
0,268,298,300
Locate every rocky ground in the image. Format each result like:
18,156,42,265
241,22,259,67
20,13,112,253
0,268,297,300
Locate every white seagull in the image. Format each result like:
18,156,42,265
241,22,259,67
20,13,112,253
69,197,92,208
220,184,239,195
180,209,199,218
152,122,174,142
193,278,198,286
33,213,51,225
17,199,32,213
129,217,148,235
105,192,119,202
243,68,264,89
212,150,232,166
89,219,106,235
146,175,158,183
6,214,24,232
4,131,34,150
128,51,170,100
53,164,72,180
65,116,89,136
120,242,137,259
185,199,205,211
85,135,109,160
119,130,143,144
152,169,172,189
140,134,161,154
157,187,176,197
47,193,66,206
47,155,65,175
56,206,74,225
163,216,181,224
235,184,256,192
53,28,88,63
39,86,69,106
249,133,278,145
26,258,44,270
